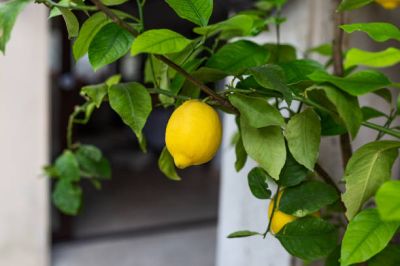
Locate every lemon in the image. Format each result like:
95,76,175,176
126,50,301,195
375,0,400,9
268,190,321,234
268,191,297,234
165,100,222,169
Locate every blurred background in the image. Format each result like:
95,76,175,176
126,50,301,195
1,0,400,266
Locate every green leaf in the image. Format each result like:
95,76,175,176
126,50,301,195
279,59,325,85
131,29,191,56
75,145,111,179
55,151,80,181
337,0,373,11
59,8,79,39
248,64,292,101
101,0,128,6
368,244,400,266
280,181,339,217
0,0,29,53
374,88,392,103
240,119,286,180
342,141,400,219
344,47,400,69
158,147,181,181
234,132,247,172
52,180,82,215
73,10,132,60
264,43,297,63
247,167,272,199
73,12,110,60
278,151,309,187
80,84,108,108
376,180,400,221
285,109,321,170
108,82,152,148
308,70,391,96
307,43,333,57
165,0,212,26
88,23,134,71
229,94,285,128
361,106,387,121
341,22,400,42
276,216,338,261
206,40,269,75
340,209,399,266
193,14,257,37
105,74,121,87
306,85,362,138
227,230,261,238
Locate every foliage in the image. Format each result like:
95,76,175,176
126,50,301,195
3,0,400,264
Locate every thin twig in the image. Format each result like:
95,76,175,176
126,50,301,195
89,0,237,113
333,0,352,168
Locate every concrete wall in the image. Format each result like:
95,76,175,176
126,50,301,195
0,5,49,266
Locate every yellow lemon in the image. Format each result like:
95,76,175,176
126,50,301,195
268,191,297,234
268,191,321,234
375,0,400,9
165,100,222,169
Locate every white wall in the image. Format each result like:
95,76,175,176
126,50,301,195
0,5,49,266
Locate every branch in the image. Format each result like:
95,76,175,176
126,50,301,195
89,0,238,113
333,0,352,168
315,163,341,195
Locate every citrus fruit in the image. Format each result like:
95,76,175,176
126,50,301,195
375,0,400,9
165,100,222,169
268,191,297,234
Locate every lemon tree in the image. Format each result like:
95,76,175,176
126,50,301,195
2,0,400,264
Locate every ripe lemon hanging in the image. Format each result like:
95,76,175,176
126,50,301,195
268,191,297,234
165,100,222,169
375,0,400,9
268,190,321,234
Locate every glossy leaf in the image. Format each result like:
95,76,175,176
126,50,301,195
55,151,80,181
276,216,338,261
342,141,400,219
108,82,152,148
280,181,339,217
285,109,321,170
88,23,134,70
229,94,285,128
206,40,269,75
278,151,309,187
337,0,373,11
101,0,128,6
227,230,261,238
249,64,292,101
52,180,82,215
247,167,272,199
361,106,387,121
344,47,400,68
193,14,256,37
234,133,247,172
0,0,29,53
341,209,399,266
308,70,391,96
279,59,325,84
59,8,79,39
307,43,333,57
264,43,297,63
75,145,111,179
306,85,362,138
158,147,181,181
240,119,286,180
165,0,212,26
80,84,108,108
131,29,191,56
341,22,400,42
376,180,400,221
